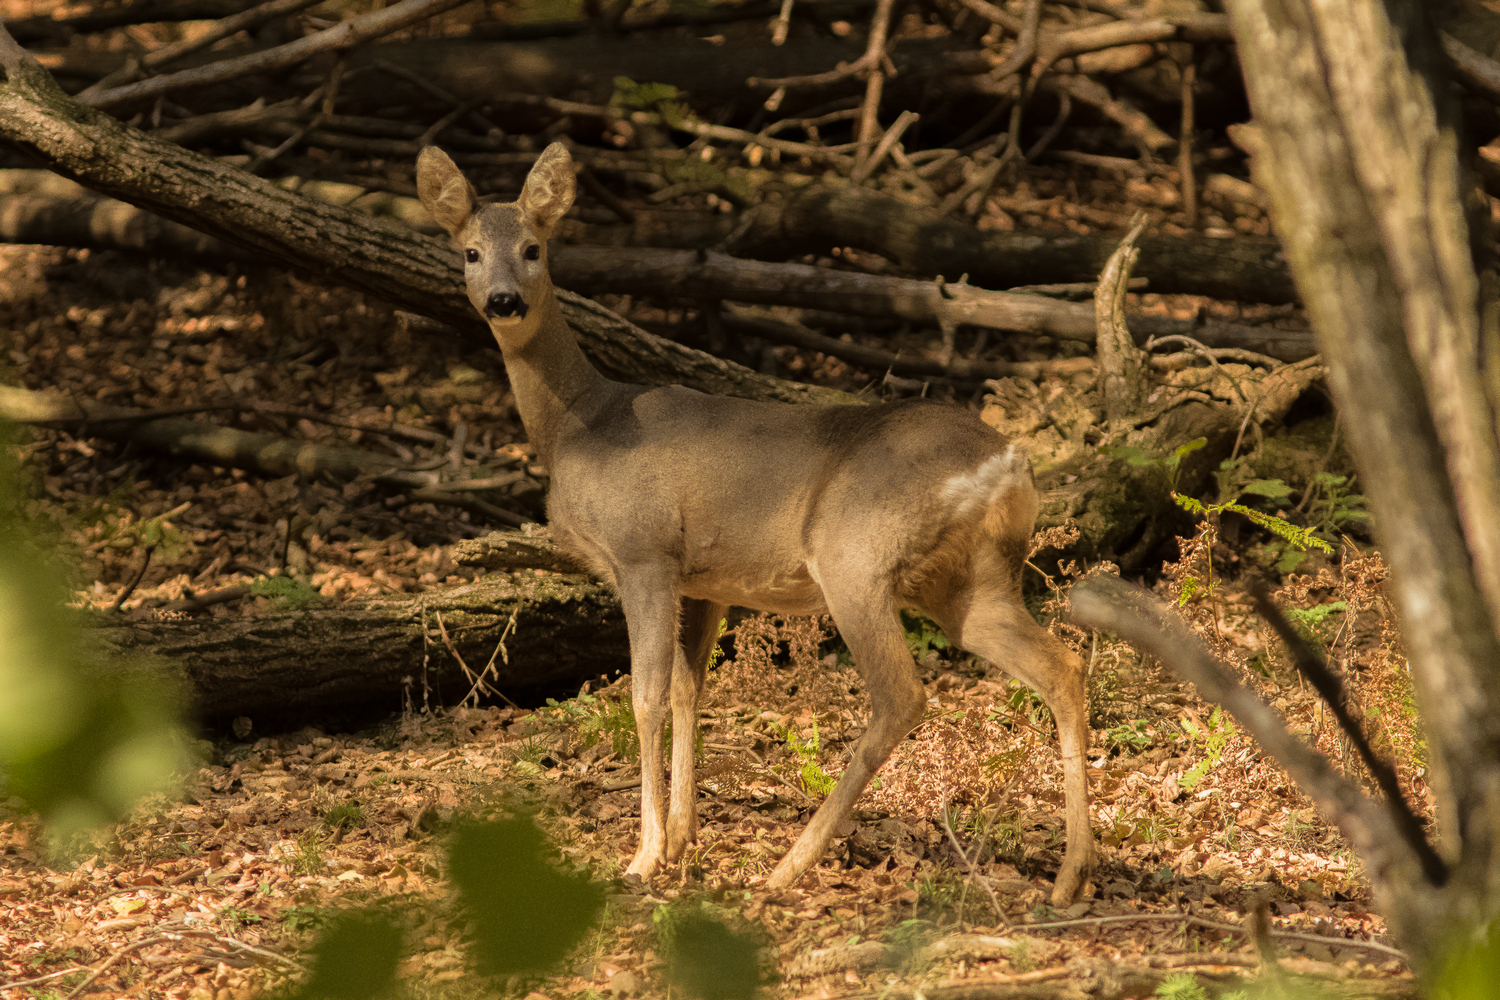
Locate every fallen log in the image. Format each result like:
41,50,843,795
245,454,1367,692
567,183,1300,305
93,570,629,724
0,384,538,526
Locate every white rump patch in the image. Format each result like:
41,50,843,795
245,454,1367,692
940,444,1032,516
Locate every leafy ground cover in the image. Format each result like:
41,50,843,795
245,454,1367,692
0,213,1423,998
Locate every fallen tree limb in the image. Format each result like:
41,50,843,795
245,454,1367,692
1068,575,1431,967
566,184,1299,305
81,0,474,111
4,0,260,45
74,0,325,103
93,570,629,723
0,384,536,526
0,33,847,407
0,181,1317,361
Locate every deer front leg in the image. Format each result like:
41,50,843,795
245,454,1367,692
767,596,924,889
619,572,681,881
666,598,728,863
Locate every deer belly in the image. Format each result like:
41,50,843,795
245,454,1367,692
677,563,828,616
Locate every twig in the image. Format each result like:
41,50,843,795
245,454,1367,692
1035,17,1179,75
371,57,505,138
852,0,899,173
0,966,91,991
1145,334,1282,371
720,308,1094,382
749,0,895,92
1023,910,1408,961
1178,53,1198,227
1044,74,1173,151
1143,333,1260,402
83,0,473,110
1024,89,1071,161
494,93,858,160
401,486,531,526
1442,31,1500,104
246,111,324,174
112,543,157,612
159,583,253,613
576,164,636,223
938,800,1011,928
772,0,795,45
991,0,1042,81
66,934,177,999
1068,577,1441,909
949,0,1024,33
1250,584,1447,886
463,602,522,709
852,108,917,182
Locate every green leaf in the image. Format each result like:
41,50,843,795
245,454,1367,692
1172,493,1206,515
448,817,604,977
1168,437,1207,467
1241,479,1293,500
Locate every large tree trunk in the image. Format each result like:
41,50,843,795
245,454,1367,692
1078,0,1500,983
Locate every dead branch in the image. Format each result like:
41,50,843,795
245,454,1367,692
1249,584,1446,885
81,0,474,111
0,182,1316,360
719,307,1096,382
1068,577,1436,948
570,183,1299,305
452,527,590,574
1442,31,1500,103
0,384,535,525
74,0,325,102
1095,213,1149,422
5,0,260,45
0,38,847,408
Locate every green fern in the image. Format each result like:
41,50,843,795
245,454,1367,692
1173,493,1333,554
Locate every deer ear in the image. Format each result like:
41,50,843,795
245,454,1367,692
518,142,576,236
417,146,478,237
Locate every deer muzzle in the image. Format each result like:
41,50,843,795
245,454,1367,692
485,292,529,320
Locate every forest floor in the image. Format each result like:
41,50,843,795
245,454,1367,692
0,182,1424,1000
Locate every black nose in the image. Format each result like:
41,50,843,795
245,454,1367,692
485,292,528,319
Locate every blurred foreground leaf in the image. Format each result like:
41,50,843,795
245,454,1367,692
0,425,189,845
448,815,605,976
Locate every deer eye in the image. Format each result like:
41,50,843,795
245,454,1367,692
465,248,479,263
523,244,540,261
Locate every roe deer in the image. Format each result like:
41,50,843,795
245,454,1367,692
416,142,1095,904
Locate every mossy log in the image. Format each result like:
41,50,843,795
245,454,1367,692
93,571,628,726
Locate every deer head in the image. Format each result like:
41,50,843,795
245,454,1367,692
417,143,576,344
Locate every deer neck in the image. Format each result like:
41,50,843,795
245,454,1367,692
491,288,608,469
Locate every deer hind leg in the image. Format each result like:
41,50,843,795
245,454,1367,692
618,568,682,881
665,597,728,863
935,591,1095,906
767,588,924,890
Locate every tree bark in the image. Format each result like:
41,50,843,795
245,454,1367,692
94,571,628,725
1074,0,1500,981
0,32,848,408
568,185,1300,305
